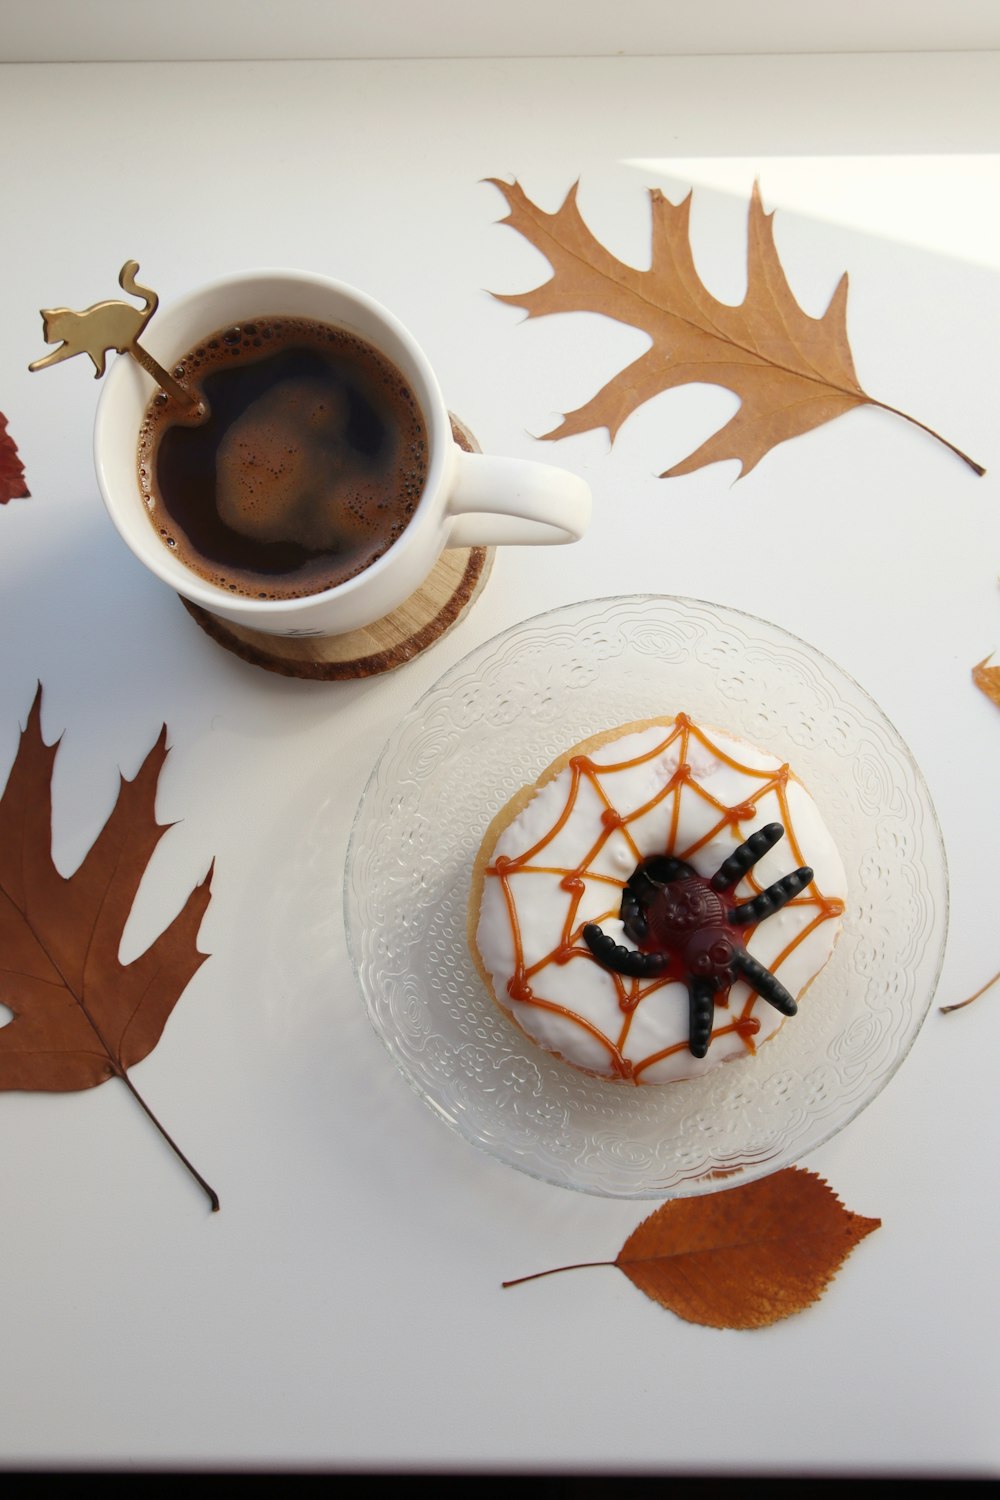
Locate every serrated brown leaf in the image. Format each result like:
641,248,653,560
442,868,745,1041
973,653,1000,709
504,1167,880,1329
0,410,29,502
615,1167,880,1328
0,686,218,1207
489,178,984,479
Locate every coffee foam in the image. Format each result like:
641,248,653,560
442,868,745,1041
216,377,382,550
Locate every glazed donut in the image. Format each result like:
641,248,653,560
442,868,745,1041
468,714,847,1084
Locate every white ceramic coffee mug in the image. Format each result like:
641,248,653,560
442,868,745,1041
94,269,591,637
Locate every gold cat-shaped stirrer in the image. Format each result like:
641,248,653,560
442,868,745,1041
29,259,201,413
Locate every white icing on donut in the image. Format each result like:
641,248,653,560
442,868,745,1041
474,715,847,1084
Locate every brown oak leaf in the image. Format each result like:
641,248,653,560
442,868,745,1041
0,410,30,502
0,686,218,1209
972,653,1000,709
489,178,984,479
504,1167,880,1329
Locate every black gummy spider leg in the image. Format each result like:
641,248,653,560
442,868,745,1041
710,822,812,922
622,855,696,942
688,977,716,1058
641,855,697,885
732,949,798,1016
710,822,785,893
582,923,670,979
619,887,647,943
729,865,814,926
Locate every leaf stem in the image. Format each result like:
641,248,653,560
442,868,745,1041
940,968,1000,1014
117,1068,220,1211
502,1260,614,1288
867,398,986,475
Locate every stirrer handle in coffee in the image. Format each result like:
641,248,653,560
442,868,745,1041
27,259,203,415
126,339,202,413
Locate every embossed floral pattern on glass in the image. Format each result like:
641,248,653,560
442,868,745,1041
346,597,947,1198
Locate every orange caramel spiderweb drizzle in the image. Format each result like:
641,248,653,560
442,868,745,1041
485,715,845,1083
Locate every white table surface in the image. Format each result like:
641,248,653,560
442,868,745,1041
1,52,998,1477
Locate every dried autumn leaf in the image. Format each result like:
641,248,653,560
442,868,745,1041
0,410,29,502
504,1168,880,1329
489,178,984,479
972,653,1000,709
941,649,1000,1014
941,968,1000,1013
0,686,218,1209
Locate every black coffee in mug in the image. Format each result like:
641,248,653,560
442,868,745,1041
137,316,429,600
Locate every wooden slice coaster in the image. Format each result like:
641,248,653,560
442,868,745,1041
180,415,495,680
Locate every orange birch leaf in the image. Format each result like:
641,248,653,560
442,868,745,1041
0,411,29,502
972,654,1000,709
489,178,985,480
0,685,218,1210
615,1168,880,1328
504,1167,880,1330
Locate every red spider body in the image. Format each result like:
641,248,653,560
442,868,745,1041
640,875,738,990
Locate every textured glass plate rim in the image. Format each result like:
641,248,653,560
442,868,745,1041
345,594,949,1198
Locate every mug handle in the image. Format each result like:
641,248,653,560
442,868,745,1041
444,449,591,548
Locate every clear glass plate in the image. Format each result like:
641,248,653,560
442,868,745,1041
345,595,948,1198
